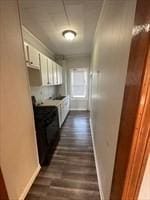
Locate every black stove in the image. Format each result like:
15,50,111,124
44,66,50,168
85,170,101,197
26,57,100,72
32,96,60,166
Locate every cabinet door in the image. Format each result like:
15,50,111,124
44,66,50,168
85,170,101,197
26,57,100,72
61,102,65,124
28,45,40,69
59,65,63,84
48,59,53,85
57,105,62,127
56,64,60,84
66,97,69,115
64,98,69,117
40,54,48,86
53,61,58,85
24,42,29,65
57,65,63,85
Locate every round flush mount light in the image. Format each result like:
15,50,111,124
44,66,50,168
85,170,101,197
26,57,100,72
62,30,77,41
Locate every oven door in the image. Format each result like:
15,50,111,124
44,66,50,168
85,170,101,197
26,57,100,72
46,115,59,145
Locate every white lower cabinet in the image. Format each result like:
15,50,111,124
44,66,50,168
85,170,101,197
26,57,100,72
57,104,62,128
61,103,65,125
59,97,69,127
64,97,69,117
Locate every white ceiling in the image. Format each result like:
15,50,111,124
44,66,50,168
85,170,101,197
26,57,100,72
19,0,103,56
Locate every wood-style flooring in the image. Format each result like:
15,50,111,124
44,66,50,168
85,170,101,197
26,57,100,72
26,111,100,200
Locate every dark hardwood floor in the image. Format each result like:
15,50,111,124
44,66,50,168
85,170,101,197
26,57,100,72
26,111,100,200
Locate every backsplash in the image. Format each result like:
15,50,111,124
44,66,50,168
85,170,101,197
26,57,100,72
30,86,57,103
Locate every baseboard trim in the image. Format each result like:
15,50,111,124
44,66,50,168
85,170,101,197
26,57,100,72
19,164,41,200
90,118,105,200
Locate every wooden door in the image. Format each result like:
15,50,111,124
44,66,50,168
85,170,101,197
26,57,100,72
122,46,150,199
0,169,9,200
110,0,150,199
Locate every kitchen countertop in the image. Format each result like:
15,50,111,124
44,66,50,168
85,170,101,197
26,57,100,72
40,100,62,107
39,96,68,107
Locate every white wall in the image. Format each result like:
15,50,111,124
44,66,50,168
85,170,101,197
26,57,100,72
138,155,150,200
0,1,40,199
66,55,90,110
30,86,56,103
22,26,57,102
90,0,137,199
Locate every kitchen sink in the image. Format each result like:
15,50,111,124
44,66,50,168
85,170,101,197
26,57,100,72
53,96,66,100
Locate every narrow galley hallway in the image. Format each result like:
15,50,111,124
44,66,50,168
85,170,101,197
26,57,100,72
26,111,100,200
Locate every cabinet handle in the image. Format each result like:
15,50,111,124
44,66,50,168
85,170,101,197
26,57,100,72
30,62,33,65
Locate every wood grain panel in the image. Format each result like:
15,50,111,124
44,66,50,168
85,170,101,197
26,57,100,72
110,0,150,199
122,45,150,199
0,169,9,200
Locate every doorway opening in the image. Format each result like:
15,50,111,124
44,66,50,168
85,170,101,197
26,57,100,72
69,68,89,111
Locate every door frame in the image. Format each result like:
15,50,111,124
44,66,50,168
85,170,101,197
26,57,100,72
122,44,150,199
110,0,150,199
0,169,9,200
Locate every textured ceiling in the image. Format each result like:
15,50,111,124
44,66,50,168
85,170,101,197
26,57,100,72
19,0,103,56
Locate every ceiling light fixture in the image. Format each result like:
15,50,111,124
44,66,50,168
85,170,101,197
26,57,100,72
62,30,77,41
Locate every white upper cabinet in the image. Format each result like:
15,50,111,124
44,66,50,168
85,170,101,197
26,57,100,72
60,66,63,84
57,64,63,85
53,61,58,85
28,45,40,69
24,42,29,65
40,54,48,86
47,59,53,85
24,42,63,86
